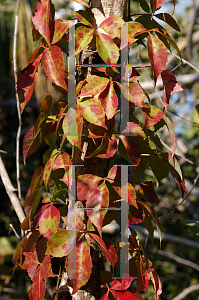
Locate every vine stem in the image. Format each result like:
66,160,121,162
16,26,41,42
13,0,22,201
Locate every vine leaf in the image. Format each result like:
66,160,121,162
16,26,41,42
65,237,92,294
86,181,109,236
138,181,159,203
153,0,167,13
99,82,118,119
17,54,43,113
52,152,71,186
79,75,109,97
99,15,124,39
150,270,162,300
23,125,43,165
72,10,94,27
161,70,183,110
38,204,60,239
121,82,147,107
32,0,51,46
43,149,59,188
52,19,74,44
119,136,141,166
77,174,102,200
129,202,145,224
154,13,181,32
73,0,90,8
77,98,107,129
120,21,146,49
96,31,119,65
39,95,52,113
75,27,95,55
89,234,118,268
29,271,46,300
41,46,67,90
147,33,167,84
142,105,163,129
162,114,177,157
46,229,78,257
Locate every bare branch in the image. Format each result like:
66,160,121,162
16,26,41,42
172,284,199,300
158,250,199,272
0,156,25,224
13,0,22,201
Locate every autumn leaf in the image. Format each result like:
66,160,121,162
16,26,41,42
96,31,119,65
86,181,109,236
142,105,163,129
41,46,67,90
120,21,146,49
153,0,167,13
32,0,51,46
72,10,94,27
29,271,46,300
39,95,52,113
52,19,74,44
73,0,90,8
23,125,43,165
99,15,124,39
65,237,92,294
121,82,147,108
75,27,94,55
77,98,107,129
38,204,60,239
99,82,118,119
77,174,102,200
147,33,167,84
17,54,43,113
161,70,183,109
79,75,109,97
43,149,59,188
119,136,141,166
138,181,159,203
89,234,118,268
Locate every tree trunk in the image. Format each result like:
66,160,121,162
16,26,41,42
57,0,127,299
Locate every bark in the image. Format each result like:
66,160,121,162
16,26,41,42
57,0,127,299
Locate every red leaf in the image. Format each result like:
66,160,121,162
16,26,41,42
142,105,163,129
12,235,26,267
122,122,147,138
52,152,71,186
77,174,102,200
121,82,147,108
79,75,109,97
38,204,60,239
43,149,59,188
41,46,67,90
99,15,124,39
141,202,162,239
111,183,137,207
161,70,183,109
99,82,118,119
75,27,94,55
96,134,117,159
52,19,73,44
86,181,109,236
65,237,92,294
32,0,50,46
150,270,162,300
77,98,107,129
120,22,146,49
89,234,118,268
155,13,181,32
73,0,90,8
100,292,109,300
129,202,145,224
111,290,138,300
30,271,46,300
111,277,133,290
147,33,167,84
23,125,43,165
96,31,119,65
40,255,54,279
119,136,141,166
17,54,43,113
138,181,159,203
22,252,39,280
153,0,166,12
107,165,121,181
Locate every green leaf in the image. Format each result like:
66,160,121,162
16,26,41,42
193,104,199,126
39,95,52,113
186,220,199,236
72,10,94,27
149,155,169,185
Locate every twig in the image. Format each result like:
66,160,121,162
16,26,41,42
168,110,199,126
9,224,20,239
168,49,199,73
0,156,25,224
172,284,199,300
158,250,199,272
13,0,22,201
159,173,199,220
